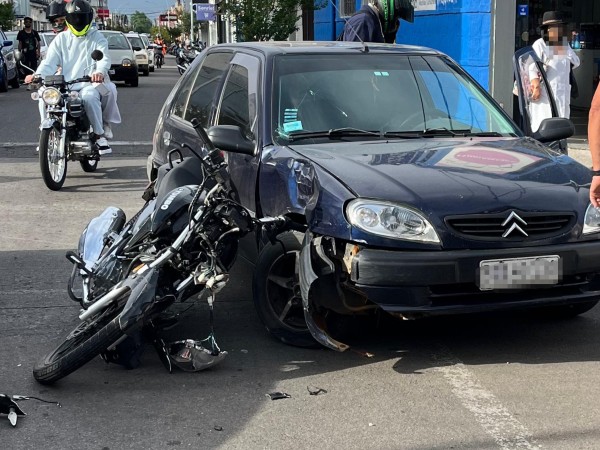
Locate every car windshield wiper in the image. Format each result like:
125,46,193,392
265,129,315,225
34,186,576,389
286,128,381,142
384,128,507,138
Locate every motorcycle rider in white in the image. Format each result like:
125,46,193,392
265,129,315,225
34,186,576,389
26,0,115,154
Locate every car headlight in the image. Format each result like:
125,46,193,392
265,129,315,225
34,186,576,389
583,204,600,235
346,199,440,243
42,87,61,105
122,58,132,67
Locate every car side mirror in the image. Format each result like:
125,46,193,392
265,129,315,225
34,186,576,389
147,45,154,50
3,40,12,47
532,118,575,143
207,125,255,156
132,46,142,51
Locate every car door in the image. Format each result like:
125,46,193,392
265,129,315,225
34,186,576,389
156,51,233,166
214,52,261,214
513,46,564,151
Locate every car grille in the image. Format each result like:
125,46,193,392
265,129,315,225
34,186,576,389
445,211,575,241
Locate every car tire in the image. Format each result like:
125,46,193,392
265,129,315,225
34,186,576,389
150,66,154,72
253,231,320,348
143,68,149,76
537,300,598,318
9,71,19,89
0,65,8,93
129,75,139,87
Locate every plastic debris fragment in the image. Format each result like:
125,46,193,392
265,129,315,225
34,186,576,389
267,392,291,400
307,386,327,396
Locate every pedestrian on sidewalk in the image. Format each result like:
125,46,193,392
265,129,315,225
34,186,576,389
528,11,580,133
589,84,600,207
17,17,41,74
341,0,414,44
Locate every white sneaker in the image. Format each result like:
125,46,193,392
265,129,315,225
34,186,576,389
96,137,112,155
103,123,113,140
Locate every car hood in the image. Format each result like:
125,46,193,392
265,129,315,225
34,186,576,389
107,48,135,63
288,137,591,216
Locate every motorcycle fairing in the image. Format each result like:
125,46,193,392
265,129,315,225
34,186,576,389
78,206,127,269
118,267,160,334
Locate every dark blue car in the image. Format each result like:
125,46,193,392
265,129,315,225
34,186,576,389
0,29,20,92
148,42,599,351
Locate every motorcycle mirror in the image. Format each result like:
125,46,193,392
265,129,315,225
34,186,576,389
91,50,104,61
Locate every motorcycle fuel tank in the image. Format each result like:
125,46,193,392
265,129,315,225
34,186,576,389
151,185,199,235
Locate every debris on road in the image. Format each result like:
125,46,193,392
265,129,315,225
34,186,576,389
267,392,291,400
307,386,327,396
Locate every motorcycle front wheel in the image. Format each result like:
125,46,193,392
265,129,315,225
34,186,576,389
39,127,67,190
33,310,124,384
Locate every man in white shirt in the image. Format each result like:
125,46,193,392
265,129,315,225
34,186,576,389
26,0,113,153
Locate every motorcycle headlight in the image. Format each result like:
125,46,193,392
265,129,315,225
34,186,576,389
583,204,600,235
42,87,61,105
122,58,132,67
346,199,440,243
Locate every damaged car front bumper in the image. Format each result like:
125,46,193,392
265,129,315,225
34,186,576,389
299,232,600,350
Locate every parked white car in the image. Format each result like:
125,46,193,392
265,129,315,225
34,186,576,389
40,32,56,60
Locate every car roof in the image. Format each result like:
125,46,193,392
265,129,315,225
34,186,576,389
209,41,443,57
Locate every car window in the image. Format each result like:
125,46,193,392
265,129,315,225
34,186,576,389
102,33,130,50
272,54,520,144
183,52,233,127
127,36,144,49
217,64,251,137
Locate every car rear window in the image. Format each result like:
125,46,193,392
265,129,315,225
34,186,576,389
102,33,130,50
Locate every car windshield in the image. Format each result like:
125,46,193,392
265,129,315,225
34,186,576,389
127,36,144,49
102,32,130,50
272,54,521,145
5,31,17,43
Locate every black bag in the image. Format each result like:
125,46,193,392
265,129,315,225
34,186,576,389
570,64,579,99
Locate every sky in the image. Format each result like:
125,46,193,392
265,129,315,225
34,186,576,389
107,0,182,19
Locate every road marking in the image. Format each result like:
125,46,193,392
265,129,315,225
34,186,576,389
432,345,540,450
0,141,152,148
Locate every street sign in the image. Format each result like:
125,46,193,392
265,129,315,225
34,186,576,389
195,4,216,21
97,8,110,19
518,5,528,16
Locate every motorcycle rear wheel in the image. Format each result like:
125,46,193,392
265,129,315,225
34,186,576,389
33,314,124,385
39,127,67,190
80,158,98,172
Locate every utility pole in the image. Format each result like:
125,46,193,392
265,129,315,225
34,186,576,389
190,1,194,43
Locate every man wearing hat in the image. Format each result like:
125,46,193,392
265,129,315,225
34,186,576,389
528,11,580,133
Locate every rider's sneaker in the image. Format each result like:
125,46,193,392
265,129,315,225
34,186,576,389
96,137,112,155
103,123,113,140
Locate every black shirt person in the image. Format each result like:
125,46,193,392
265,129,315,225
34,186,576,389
342,0,414,44
17,17,41,72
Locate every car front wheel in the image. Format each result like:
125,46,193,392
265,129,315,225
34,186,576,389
0,64,8,92
253,232,319,348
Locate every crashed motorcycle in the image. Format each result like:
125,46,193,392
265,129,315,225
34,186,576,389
30,50,108,191
33,119,287,384
176,47,198,75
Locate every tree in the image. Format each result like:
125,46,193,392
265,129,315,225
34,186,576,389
220,0,323,42
131,11,153,34
0,0,15,31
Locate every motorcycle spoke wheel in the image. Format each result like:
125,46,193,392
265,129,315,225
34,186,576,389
39,127,67,190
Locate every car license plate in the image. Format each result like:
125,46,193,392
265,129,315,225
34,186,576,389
108,69,115,75
479,255,561,290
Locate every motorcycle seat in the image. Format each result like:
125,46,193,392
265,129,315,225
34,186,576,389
154,157,206,208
